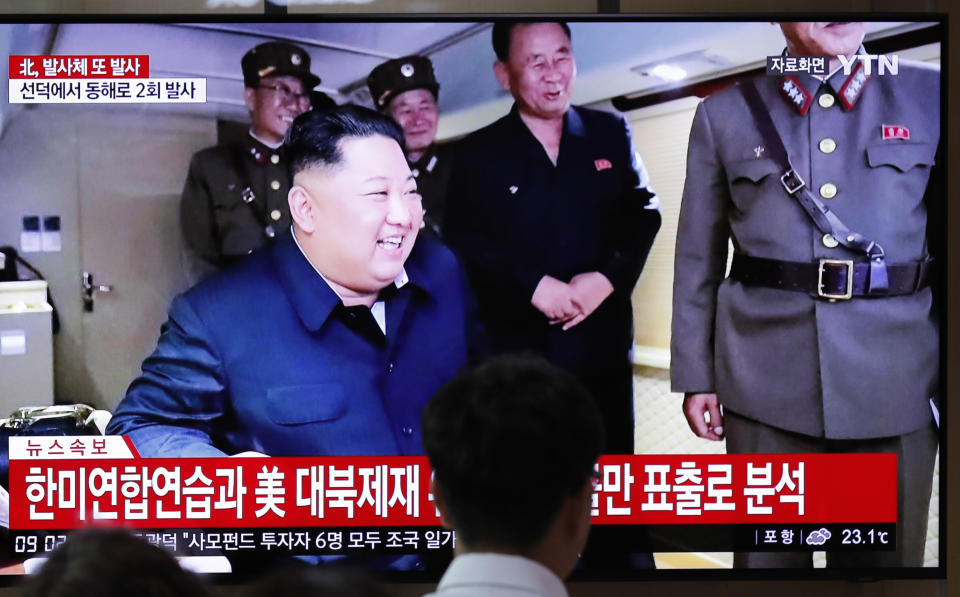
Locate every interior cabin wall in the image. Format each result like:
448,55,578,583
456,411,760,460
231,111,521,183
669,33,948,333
0,104,217,409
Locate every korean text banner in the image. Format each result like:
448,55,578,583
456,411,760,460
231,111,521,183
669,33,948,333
8,437,895,529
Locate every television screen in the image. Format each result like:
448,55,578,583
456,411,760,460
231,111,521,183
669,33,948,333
0,14,945,585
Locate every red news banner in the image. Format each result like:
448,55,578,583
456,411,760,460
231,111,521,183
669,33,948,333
7,437,896,529
8,54,204,104
9,55,148,78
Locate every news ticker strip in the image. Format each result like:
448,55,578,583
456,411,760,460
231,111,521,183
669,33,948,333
10,527,454,558
8,524,895,559
8,438,897,529
643,523,896,552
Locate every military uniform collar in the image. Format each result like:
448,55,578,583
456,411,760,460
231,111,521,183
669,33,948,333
248,129,283,149
827,55,870,111
777,48,870,115
409,145,440,177
243,132,284,166
272,228,435,332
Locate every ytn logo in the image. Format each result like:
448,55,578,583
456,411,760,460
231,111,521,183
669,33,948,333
838,54,900,76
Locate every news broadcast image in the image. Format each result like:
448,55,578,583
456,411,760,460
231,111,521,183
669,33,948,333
0,18,943,580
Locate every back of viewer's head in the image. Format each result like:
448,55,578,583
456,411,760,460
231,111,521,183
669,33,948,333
421,354,604,551
23,529,208,597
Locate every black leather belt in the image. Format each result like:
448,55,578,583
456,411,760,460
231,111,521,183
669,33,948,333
729,254,932,300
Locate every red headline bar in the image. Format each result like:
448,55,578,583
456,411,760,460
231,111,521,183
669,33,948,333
590,454,895,524
8,453,896,530
9,55,149,79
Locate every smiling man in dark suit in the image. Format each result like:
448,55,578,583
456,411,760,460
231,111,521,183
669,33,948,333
109,106,473,459
444,21,661,572
445,21,661,458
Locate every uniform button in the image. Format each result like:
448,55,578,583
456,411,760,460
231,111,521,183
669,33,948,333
822,234,839,248
270,209,282,221
387,362,394,373
818,94,835,108
270,154,280,164
819,182,837,199
270,180,281,191
411,168,420,178
818,138,837,154
401,426,413,437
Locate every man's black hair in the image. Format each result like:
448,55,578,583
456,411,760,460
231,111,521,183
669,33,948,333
491,21,572,62
421,354,604,550
285,104,405,180
23,529,209,597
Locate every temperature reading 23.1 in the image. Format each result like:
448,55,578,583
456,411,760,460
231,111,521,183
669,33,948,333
841,528,890,545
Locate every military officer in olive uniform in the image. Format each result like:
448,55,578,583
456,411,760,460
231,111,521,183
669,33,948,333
180,41,320,280
368,55,453,237
672,22,940,567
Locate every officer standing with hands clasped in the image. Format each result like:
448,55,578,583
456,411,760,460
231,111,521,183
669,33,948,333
368,55,453,238
180,41,320,280
672,21,940,567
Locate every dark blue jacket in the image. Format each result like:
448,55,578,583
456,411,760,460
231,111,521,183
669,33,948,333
106,230,472,457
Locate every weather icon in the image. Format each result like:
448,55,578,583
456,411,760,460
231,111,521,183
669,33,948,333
805,528,832,546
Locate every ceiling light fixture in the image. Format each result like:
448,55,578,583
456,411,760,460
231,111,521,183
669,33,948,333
649,64,688,82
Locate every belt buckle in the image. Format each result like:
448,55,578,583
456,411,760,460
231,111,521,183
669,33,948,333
780,169,805,195
818,259,854,300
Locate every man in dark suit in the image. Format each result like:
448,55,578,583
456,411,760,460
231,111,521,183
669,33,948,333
445,21,661,457
180,41,319,280
444,21,660,572
672,22,940,567
108,106,473,459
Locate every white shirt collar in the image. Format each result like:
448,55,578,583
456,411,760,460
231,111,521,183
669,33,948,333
430,553,568,597
291,227,408,334
291,226,409,293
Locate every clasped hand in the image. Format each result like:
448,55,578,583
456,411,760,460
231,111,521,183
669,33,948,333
530,272,613,331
